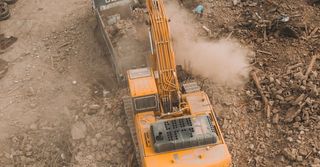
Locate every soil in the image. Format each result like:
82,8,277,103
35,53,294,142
0,0,319,167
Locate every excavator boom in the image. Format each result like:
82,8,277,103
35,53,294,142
146,0,180,113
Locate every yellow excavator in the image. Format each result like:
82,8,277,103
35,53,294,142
122,0,231,166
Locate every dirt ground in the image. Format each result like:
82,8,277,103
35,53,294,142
0,0,320,167
0,0,119,166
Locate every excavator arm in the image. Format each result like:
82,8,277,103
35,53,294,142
146,0,181,114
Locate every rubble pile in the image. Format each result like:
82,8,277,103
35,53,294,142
247,56,320,124
1,122,72,166
234,0,306,39
70,89,133,167
185,0,320,166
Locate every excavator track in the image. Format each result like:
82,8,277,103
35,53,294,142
123,96,142,167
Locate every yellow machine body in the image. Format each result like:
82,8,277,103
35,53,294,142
125,0,231,166
127,68,231,167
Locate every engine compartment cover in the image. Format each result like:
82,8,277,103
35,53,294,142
151,115,217,153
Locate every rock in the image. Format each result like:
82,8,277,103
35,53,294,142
26,151,33,156
4,152,10,159
287,137,293,142
71,121,87,140
299,148,308,156
245,90,252,97
61,153,66,160
116,142,123,149
95,152,103,161
30,103,37,108
0,58,9,79
297,155,303,161
272,114,279,124
83,104,101,115
86,109,98,115
86,137,91,146
233,0,240,6
267,123,271,128
310,158,320,167
302,109,310,121
26,87,36,96
254,100,262,110
283,148,297,161
292,94,305,105
29,123,38,130
105,101,112,110
103,90,110,97
285,106,301,123
95,133,102,139
276,95,285,101
269,76,275,83
91,138,98,146
89,104,101,110
25,144,32,152
117,127,126,135
111,140,117,145
295,116,302,122
294,71,305,80
249,144,255,150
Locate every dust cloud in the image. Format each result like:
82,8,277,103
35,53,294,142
165,1,251,87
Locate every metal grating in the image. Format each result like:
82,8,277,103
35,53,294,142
151,115,218,152
129,68,152,79
183,82,201,93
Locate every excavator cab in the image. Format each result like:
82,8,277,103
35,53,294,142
127,68,159,113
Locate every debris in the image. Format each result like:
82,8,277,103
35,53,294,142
117,127,126,135
127,151,135,167
29,123,38,130
279,26,299,38
0,58,8,79
272,113,279,124
297,155,303,161
283,148,298,161
202,25,212,36
71,121,87,140
284,102,306,123
308,27,319,38
59,42,71,48
89,104,101,110
304,55,319,81
309,0,320,5
249,144,255,150
287,63,303,74
257,50,272,55
287,137,293,142
279,16,290,23
0,34,17,50
232,0,240,6
4,0,17,5
250,70,271,119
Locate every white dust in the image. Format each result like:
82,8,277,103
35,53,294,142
165,0,251,87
